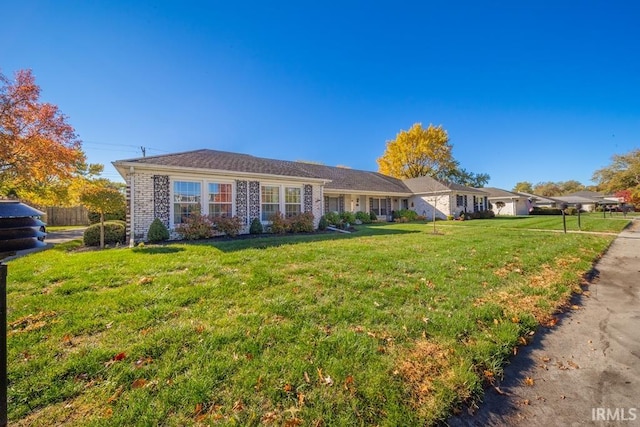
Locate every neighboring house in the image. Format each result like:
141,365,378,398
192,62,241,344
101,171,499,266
113,149,486,243
483,187,531,216
517,192,558,209
402,175,489,220
553,190,617,212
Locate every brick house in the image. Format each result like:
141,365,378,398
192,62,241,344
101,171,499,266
113,149,488,244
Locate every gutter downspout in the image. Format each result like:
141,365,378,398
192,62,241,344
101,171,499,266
129,166,135,247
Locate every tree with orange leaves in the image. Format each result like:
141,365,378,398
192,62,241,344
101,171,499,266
0,69,86,200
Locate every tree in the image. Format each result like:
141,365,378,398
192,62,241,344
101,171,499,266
533,181,562,197
592,149,640,204
1,69,86,199
513,181,534,193
377,123,457,179
446,168,490,188
79,184,126,248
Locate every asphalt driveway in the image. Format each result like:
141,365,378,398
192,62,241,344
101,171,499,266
449,219,640,426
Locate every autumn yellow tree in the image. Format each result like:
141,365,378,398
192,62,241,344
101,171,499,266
79,183,125,248
593,149,640,206
0,69,87,201
377,123,457,179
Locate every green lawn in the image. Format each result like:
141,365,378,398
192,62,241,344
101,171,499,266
441,212,631,233
6,217,628,426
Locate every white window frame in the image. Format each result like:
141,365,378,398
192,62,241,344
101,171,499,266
207,181,235,218
172,180,202,225
260,184,304,222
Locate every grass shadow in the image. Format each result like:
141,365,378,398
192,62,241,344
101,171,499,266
179,223,422,253
132,246,185,255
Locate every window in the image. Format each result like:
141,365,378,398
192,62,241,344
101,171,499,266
261,185,280,221
370,198,387,216
326,197,340,213
208,183,232,217
173,181,201,224
285,187,301,217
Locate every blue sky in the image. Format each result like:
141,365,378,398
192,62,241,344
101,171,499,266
2,1,638,189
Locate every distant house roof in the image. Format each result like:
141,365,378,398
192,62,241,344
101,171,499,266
563,191,605,199
113,149,412,194
482,187,523,199
517,192,558,204
403,175,488,195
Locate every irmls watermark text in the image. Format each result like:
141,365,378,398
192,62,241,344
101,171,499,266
592,407,637,422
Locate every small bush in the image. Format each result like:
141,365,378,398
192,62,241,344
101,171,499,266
147,218,170,242
83,221,126,247
340,211,356,225
394,217,409,223
318,215,328,230
447,215,454,221
249,218,263,234
396,209,418,221
355,211,371,224
289,212,315,233
269,212,289,234
176,214,214,240
324,212,341,227
212,216,243,237
370,211,378,221
565,207,578,216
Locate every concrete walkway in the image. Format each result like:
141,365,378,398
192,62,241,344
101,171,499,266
449,219,640,426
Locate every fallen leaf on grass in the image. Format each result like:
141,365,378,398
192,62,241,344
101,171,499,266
232,400,243,412
284,418,303,427
107,386,124,403
131,378,147,388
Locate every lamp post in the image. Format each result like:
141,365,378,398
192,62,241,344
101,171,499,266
0,201,46,427
560,202,569,234
576,203,583,230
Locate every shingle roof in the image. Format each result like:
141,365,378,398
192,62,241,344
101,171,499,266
295,163,411,193
483,187,522,198
403,176,488,195
114,149,412,194
116,149,318,179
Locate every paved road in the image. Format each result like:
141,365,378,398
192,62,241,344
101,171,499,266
449,219,640,427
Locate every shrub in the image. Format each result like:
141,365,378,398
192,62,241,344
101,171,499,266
447,215,454,221
176,214,214,240
318,215,328,230
269,212,289,234
340,211,356,225
88,209,125,224
394,217,409,223
249,218,263,234
369,211,378,221
355,211,371,224
324,212,341,227
396,209,418,221
530,207,563,215
83,221,126,247
289,212,315,233
147,218,170,242
565,207,578,216
212,216,243,237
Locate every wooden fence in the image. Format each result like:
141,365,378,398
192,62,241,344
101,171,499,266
43,206,90,226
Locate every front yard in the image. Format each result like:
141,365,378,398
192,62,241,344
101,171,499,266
6,217,629,425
